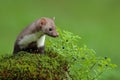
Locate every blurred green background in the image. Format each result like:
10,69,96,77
0,0,120,79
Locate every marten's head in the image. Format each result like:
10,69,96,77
36,17,59,37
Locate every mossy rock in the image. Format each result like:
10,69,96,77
0,51,68,80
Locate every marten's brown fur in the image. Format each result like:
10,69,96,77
13,17,58,54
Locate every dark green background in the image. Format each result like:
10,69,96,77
0,0,120,79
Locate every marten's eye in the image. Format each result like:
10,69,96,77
49,28,52,31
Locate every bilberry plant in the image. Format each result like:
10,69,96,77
46,28,117,80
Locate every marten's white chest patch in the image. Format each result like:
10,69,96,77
37,35,46,47
18,32,45,49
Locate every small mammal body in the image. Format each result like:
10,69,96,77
13,17,59,54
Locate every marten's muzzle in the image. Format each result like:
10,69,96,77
51,32,59,37
46,31,59,37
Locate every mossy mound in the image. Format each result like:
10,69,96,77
0,51,68,80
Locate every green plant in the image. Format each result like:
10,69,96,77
46,28,117,80
0,28,117,80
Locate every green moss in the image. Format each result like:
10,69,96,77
0,52,68,80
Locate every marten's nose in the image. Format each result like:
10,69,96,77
53,32,59,37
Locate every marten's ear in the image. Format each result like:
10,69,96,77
52,17,55,21
40,18,46,25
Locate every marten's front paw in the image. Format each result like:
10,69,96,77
38,46,45,54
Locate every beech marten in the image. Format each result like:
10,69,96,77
13,17,59,54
